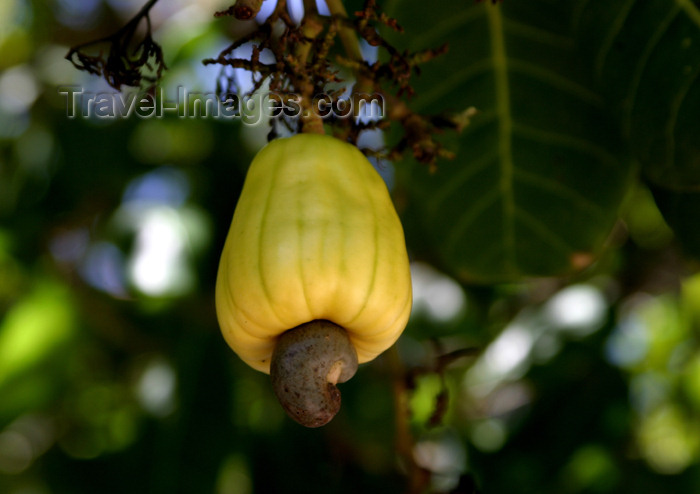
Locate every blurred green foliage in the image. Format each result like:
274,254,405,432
1,1,700,494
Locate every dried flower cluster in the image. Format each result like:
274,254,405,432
65,0,490,167
65,0,165,91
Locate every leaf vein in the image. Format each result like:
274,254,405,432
503,18,575,48
508,59,603,105
595,0,637,81
512,124,619,168
513,168,608,220
462,110,498,136
676,0,700,28
665,61,700,173
624,6,680,137
407,5,484,50
445,189,500,260
515,210,575,255
428,153,498,214
414,59,492,112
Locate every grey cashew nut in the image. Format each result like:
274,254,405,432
270,320,359,427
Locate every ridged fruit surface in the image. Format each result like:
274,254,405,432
215,134,412,373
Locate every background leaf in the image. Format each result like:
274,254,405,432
388,0,633,283
575,0,700,189
573,0,700,261
650,185,700,258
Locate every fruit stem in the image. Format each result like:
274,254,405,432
297,2,326,134
324,0,364,62
324,0,377,106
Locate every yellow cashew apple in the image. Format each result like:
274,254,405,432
214,133,412,426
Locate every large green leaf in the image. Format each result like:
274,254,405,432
574,0,700,262
575,0,700,189
388,0,632,282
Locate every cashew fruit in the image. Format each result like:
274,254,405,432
216,134,412,427
215,134,412,425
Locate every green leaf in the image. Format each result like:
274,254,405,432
389,0,632,282
574,0,700,258
651,184,700,259
575,0,700,188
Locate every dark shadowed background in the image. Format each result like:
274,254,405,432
2,1,700,493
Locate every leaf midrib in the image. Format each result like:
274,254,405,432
486,4,516,273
